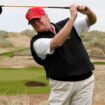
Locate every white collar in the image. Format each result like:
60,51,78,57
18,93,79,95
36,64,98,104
51,24,56,34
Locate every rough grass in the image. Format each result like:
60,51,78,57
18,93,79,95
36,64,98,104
93,65,105,105
0,48,29,57
20,29,37,37
0,30,8,38
0,30,105,57
81,31,105,56
0,37,13,48
0,94,48,105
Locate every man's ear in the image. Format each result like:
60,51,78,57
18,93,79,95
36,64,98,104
45,14,50,21
48,17,50,21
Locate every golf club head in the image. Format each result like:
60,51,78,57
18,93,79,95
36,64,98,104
0,6,2,14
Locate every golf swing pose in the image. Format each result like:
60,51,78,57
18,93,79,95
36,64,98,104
26,4,97,105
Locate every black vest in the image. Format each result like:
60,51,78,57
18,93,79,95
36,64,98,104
30,18,94,81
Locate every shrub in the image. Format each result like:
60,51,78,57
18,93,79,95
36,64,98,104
0,30,9,38
89,47,104,57
0,37,13,48
21,29,37,37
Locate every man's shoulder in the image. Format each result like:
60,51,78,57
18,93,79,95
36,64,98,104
56,18,69,26
31,32,53,43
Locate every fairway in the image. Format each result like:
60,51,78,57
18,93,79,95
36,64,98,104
0,67,50,95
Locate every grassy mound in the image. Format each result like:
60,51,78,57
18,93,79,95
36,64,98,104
0,37,13,48
81,31,105,57
20,29,37,37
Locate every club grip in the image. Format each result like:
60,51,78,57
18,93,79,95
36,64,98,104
48,6,69,9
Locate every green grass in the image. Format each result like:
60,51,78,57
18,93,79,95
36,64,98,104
93,61,105,65
0,67,50,96
0,48,29,57
0,61,104,96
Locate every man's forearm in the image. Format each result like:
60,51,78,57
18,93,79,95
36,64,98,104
50,4,78,49
86,9,97,26
77,5,97,26
52,18,75,47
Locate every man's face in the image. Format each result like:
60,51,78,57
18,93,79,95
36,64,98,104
31,15,50,32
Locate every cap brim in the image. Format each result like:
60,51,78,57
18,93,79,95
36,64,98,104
28,16,42,25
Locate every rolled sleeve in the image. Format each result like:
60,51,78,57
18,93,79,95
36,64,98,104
33,38,54,60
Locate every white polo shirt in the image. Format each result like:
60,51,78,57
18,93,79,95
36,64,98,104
33,17,89,60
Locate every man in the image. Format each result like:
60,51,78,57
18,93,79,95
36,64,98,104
25,4,97,105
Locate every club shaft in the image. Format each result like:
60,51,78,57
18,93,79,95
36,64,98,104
0,5,70,9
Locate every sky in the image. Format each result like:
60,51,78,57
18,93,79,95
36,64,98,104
0,0,104,32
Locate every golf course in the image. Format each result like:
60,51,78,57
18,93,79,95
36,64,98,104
0,30,105,105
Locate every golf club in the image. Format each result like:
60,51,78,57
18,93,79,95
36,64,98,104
0,5,70,15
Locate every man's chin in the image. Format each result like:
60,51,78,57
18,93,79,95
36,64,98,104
39,29,49,32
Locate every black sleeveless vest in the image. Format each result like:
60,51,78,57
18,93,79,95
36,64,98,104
30,18,94,81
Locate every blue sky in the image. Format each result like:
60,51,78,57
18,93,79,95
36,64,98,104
0,0,104,32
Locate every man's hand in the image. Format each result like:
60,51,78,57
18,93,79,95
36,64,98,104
77,6,90,15
77,5,97,26
70,4,78,21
